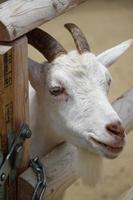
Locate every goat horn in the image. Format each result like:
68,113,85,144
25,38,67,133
97,39,133,67
64,23,90,53
27,28,67,62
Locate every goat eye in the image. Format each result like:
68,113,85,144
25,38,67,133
49,86,64,96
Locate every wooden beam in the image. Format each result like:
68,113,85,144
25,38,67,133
0,0,87,41
0,37,29,199
120,187,133,200
112,87,133,133
18,87,133,200
18,143,77,200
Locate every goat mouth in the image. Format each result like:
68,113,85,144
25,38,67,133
90,137,123,158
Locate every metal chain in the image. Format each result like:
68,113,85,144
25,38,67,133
29,157,47,200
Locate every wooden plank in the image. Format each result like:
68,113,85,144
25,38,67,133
0,36,29,199
0,0,87,41
18,143,77,200
0,45,12,157
120,187,133,200
112,87,133,133
12,37,29,171
0,45,13,200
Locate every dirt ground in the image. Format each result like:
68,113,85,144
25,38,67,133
28,0,133,199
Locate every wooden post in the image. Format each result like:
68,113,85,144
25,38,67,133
120,187,133,200
0,37,29,200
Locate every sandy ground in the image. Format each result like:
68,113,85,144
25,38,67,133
28,0,133,199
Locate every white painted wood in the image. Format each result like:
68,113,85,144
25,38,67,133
0,0,86,41
113,87,133,133
120,187,133,200
19,87,133,200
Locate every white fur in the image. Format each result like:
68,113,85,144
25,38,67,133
75,148,103,186
28,40,132,185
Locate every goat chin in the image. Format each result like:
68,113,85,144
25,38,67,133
74,148,103,187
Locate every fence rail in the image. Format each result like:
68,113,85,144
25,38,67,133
0,0,86,41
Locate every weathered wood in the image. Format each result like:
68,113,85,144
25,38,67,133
0,45,13,200
18,87,133,200
18,143,77,200
0,0,87,41
120,187,133,200
113,87,133,133
0,37,29,199
11,37,29,171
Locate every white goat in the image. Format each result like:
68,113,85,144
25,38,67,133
27,23,133,186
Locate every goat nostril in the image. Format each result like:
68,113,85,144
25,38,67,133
106,121,125,137
112,124,118,130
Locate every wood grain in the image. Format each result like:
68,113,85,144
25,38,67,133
0,0,87,41
120,187,133,200
0,36,29,199
0,45,13,199
18,143,77,200
12,37,29,171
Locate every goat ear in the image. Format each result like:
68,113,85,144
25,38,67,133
97,39,133,67
28,58,43,90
